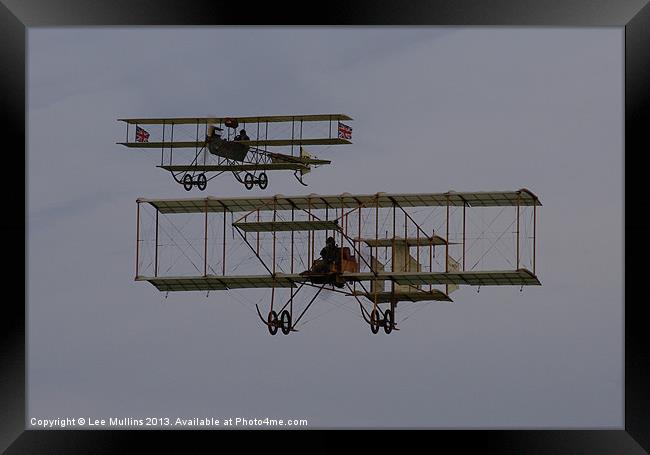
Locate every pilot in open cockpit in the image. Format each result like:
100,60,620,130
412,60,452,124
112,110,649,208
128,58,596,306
234,129,249,142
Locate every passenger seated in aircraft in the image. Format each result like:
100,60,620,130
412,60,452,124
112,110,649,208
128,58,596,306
234,129,250,141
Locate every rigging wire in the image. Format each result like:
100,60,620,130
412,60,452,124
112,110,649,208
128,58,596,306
470,216,517,271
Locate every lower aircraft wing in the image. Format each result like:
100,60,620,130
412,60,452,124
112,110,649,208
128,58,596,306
136,274,307,292
158,163,308,172
342,269,541,286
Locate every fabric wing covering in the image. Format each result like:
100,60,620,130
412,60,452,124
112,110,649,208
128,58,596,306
138,189,541,214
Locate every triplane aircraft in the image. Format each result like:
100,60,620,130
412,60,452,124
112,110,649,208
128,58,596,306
117,114,353,191
134,189,541,335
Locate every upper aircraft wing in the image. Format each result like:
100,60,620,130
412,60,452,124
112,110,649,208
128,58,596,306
117,138,350,148
118,114,353,125
117,141,204,148
137,189,542,214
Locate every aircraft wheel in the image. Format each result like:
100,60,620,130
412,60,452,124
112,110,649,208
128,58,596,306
370,308,380,334
280,310,292,335
196,173,207,191
244,173,254,190
267,310,279,335
258,172,268,190
383,309,394,334
182,174,193,191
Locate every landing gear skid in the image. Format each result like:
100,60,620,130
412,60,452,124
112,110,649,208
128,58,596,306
182,173,207,191
293,170,308,187
244,172,268,190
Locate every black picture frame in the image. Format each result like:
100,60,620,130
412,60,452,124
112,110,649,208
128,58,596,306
2,1,647,452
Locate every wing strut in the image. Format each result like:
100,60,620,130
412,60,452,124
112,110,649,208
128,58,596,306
291,284,326,330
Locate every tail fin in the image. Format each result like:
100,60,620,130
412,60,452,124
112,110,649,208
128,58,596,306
300,146,312,159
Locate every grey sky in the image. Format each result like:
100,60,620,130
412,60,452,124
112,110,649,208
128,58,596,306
27,27,623,428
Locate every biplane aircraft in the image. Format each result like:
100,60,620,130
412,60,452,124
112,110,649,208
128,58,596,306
117,114,353,191
134,189,541,335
